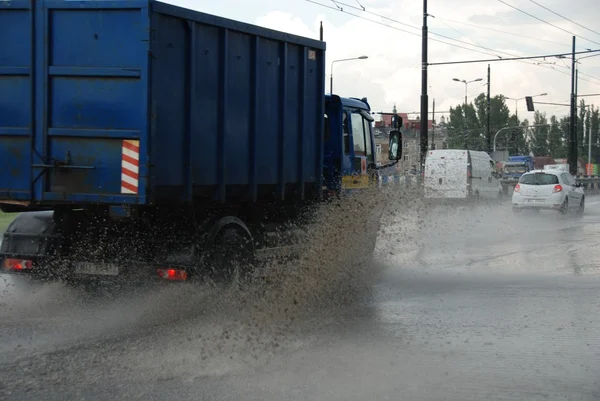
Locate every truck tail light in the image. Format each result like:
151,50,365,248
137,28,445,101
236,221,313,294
3,258,33,271
514,184,520,192
553,184,563,193
157,268,188,281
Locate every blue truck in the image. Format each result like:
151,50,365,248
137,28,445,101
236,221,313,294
0,0,401,286
501,155,534,191
503,156,534,179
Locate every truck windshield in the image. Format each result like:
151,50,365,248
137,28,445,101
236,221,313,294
505,165,527,174
519,173,559,185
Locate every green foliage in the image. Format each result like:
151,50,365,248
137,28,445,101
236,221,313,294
548,115,565,158
446,93,511,151
530,111,549,156
445,94,597,159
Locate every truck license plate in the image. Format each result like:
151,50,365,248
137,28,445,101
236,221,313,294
74,262,120,276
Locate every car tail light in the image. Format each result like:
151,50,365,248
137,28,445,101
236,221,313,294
514,184,520,192
3,258,33,271
553,184,563,193
157,268,188,281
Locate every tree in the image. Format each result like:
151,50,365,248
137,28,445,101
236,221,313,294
530,111,549,156
447,93,511,151
447,103,481,149
504,115,527,155
592,106,600,163
518,118,530,155
559,116,570,149
445,94,596,159
473,94,511,151
548,115,565,158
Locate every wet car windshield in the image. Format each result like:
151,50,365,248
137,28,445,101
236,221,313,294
519,173,559,185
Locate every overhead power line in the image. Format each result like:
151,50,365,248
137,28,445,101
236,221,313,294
527,0,600,38
307,0,600,87
326,0,519,57
327,0,586,67
429,49,600,65
306,0,506,58
429,15,574,49
497,0,600,47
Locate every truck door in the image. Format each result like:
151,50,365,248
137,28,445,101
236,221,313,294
323,102,345,190
342,109,373,189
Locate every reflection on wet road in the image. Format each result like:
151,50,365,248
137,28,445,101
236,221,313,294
1,198,600,400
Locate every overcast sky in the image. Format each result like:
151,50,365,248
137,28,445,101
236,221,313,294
164,0,600,121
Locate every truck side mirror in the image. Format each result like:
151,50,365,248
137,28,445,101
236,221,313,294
391,115,402,130
389,130,402,161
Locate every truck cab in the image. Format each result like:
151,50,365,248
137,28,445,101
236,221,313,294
323,95,401,193
503,155,534,181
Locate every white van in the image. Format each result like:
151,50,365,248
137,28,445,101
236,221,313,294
424,149,503,200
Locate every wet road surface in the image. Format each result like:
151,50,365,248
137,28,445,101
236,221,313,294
1,198,600,400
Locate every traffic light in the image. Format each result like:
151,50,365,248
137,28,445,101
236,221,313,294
525,96,535,112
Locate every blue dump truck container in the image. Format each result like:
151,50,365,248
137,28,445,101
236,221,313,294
0,0,324,207
0,0,402,286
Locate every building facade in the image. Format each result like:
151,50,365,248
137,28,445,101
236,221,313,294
374,113,442,173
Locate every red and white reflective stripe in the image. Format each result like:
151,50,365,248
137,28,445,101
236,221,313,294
121,140,139,194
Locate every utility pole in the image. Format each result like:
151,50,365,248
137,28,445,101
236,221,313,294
588,106,593,166
432,98,435,150
569,36,577,176
575,68,579,148
419,0,429,171
487,64,491,153
463,83,468,149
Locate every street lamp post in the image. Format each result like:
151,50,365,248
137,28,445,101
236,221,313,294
493,123,552,152
505,93,547,119
330,56,368,95
452,77,482,149
581,104,594,167
504,93,547,154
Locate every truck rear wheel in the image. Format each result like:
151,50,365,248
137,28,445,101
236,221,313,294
208,226,255,289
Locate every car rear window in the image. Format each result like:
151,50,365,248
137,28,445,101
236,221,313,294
519,173,559,185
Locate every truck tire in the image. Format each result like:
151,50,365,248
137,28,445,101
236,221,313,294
209,226,255,289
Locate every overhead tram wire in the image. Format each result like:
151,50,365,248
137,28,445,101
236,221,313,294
327,0,580,64
308,0,600,86
497,0,600,47
306,0,506,58
427,16,600,85
428,49,600,65
319,0,599,74
429,15,577,49
325,0,516,57
527,0,600,38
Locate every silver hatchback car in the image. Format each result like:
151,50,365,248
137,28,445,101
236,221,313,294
512,170,585,215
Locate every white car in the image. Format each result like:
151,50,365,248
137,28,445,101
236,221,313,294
512,170,585,215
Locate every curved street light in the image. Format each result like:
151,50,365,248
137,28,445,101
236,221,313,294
452,77,483,148
505,93,548,118
330,56,368,95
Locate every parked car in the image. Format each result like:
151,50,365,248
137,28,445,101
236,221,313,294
512,170,584,215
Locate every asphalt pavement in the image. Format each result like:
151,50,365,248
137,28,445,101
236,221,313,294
1,197,600,401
